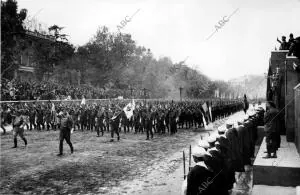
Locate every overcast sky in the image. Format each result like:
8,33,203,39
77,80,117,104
18,0,300,81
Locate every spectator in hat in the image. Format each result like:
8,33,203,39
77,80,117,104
206,147,229,195
185,146,214,195
198,140,210,150
207,134,217,148
218,126,227,135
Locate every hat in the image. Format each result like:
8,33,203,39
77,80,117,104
218,126,226,135
237,121,244,125
207,147,221,158
217,135,230,148
206,135,217,144
215,141,221,147
198,140,210,149
226,121,234,129
192,146,210,158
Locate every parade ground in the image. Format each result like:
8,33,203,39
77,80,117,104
0,110,252,195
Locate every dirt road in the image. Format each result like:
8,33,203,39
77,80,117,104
0,110,250,195
109,111,250,195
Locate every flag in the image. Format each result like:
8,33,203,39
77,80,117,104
208,104,212,122
202,102,208,113
51,103,55,112
123,99,135,119
201,111,208,129
81,97,86,105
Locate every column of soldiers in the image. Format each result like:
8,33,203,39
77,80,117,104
1,100,244,143
182,107,265,195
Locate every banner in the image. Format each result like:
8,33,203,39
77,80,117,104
123,99,135,119
208,104,212,122
202,102,208,113
81,97,86,105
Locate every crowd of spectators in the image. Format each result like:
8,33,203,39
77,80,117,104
0,79,125,101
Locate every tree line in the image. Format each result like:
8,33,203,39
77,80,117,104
1,0,249,100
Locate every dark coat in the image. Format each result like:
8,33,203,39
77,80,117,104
264,107,281,152
186,164,213,195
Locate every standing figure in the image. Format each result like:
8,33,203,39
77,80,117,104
243,94,249,114
263,101,280,158
57,110,74,156
145,107,153,140
36,106,44,130
29,106,36,131
12,110,27,148
1,107,7,134
277,36,289,50
110,109,122,142
96,107,106,137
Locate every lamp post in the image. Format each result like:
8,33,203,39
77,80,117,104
142,88,147,104
179,87,183,101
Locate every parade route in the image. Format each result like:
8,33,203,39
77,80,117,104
109,110,252,195
0,110,249,195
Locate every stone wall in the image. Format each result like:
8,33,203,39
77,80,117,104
268,51,300,142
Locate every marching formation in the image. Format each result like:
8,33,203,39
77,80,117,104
182,106,265,195
1,99,245,154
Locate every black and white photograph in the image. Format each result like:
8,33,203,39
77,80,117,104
1,0,300,194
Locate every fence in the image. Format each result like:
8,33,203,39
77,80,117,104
0,98,243,106
295,84,300,154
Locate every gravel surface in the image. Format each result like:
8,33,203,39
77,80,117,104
0,110,253,195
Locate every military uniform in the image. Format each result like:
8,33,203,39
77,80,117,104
12,112,27,148
95,109,106,136
58,112,74,156
36,107,44,130
29,107,36,130
110,111,121,141
145,108,153,140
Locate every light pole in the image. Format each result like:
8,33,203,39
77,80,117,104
179,87,183,101
143,88,147,99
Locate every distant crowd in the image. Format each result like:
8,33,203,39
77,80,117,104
0,79,125,101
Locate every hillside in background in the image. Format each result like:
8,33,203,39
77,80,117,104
228,74,267,99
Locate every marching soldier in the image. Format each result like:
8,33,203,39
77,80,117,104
29,105,36,131
110,107,122,142
145,106,153,140
96,107,106,137
169,107,177,134
12,110,27,148
57,110,74,156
